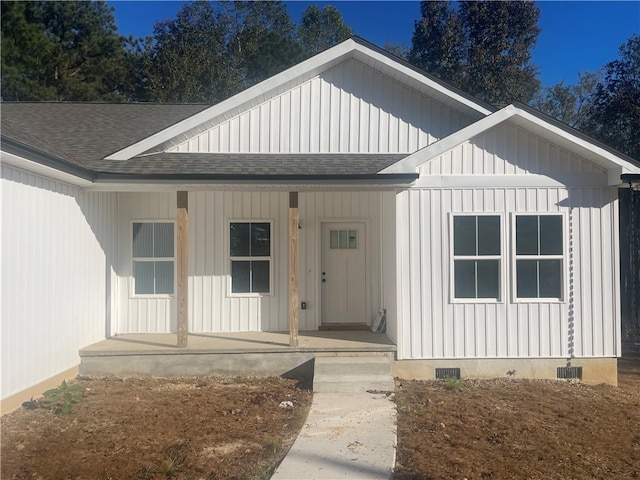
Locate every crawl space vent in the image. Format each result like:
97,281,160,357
557,366,582,379
435,367,461,380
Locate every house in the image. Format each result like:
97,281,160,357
2,37,639,412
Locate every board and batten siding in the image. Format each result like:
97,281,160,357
397,126,621,360
117,190,394,334
170,58,475,154
116,192,178,333
1,164,118,399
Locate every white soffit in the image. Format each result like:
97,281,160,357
105,38,493,161
382,104,640,179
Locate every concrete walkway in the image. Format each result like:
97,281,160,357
271,391,397,479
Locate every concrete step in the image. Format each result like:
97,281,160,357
313,355,394,393
313,355,392,376
313,374,395,393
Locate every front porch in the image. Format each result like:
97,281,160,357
79,331,396,385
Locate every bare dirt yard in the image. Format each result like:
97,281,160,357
2,358,639,480
394,357,640,480
1,376,312,480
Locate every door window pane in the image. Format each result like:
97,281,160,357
330,229,358,249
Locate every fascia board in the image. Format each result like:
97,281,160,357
1,150,94,187
105,41,358,161
380,106,516,174
511,107,640,174
350,44,493,117
382,104,640,177
106,38,493,161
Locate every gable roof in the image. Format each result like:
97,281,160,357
1,102,210,165
103,37,495,161
381,103,640,184
1,102,416,184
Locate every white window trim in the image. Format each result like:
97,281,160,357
228,219,274,297
130,220,176,299
449,213,505,304
510,212,567,304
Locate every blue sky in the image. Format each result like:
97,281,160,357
109,1,640,88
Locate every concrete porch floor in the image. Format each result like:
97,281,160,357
79,331,396,379
81,330,396,355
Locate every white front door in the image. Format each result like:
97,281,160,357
321,222,367,324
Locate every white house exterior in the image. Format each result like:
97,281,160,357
2,38,639,411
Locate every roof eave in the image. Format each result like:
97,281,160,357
1,136,96,182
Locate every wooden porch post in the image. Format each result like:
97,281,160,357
289,192,299,347
177,191,189,348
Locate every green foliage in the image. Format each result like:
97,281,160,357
140,0,302,103
444,376,463,391
534,35,640,160
297,4,353,56
533,71,600,128
410,0,541,105
43,380,85,414
1,0,136,101
582,35,640,160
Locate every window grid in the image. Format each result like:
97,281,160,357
132,221,175,296
229,221,272,296
513,214,565,301
451,214,502,302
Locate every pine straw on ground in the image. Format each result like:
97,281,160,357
393,357,640,480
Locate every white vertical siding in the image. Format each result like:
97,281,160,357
396,185,619,360
1,164,118,399
117,190,393,334
116,192,177,333
398,122,620,360
171,58,475,154
419,123,607,178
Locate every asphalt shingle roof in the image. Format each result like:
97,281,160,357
1,103,414,180
1,102,211,165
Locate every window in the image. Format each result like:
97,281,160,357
230,222,271,294
330,229,358,249
515,215,563,299
132,222,174,295
452,215,501,299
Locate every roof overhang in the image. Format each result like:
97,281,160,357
2,136,417,191
381,104,640,186
1,138,95,187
